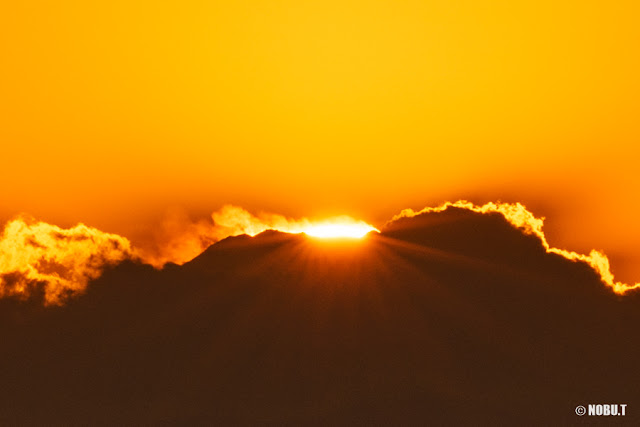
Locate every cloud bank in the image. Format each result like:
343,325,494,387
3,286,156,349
1,201,638,303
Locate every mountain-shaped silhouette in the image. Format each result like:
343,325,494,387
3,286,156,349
0,207,638,425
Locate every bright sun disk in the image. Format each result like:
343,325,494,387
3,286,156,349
303,223,378,239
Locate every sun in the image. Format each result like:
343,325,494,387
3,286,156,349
303,222,378,239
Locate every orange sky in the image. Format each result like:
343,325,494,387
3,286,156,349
1,1,639,280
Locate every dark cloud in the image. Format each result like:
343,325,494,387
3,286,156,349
0,207,638,425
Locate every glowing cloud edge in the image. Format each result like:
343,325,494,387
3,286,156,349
390,201,640,295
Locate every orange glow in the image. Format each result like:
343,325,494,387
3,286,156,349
1,1,640,282
128,206,379,267
212,206,377,239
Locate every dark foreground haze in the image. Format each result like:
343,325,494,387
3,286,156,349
1,207,638,425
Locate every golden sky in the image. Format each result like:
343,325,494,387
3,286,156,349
1,1,639,280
